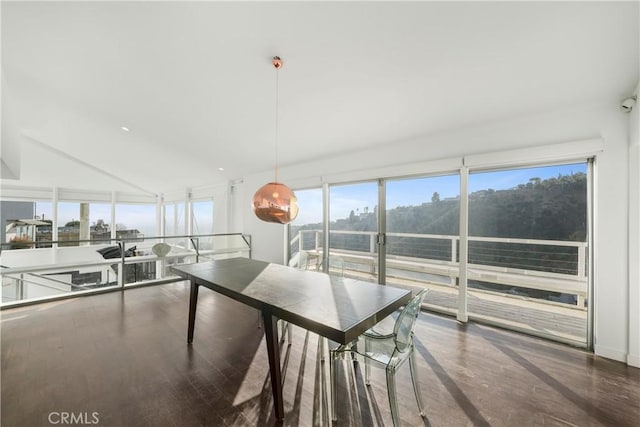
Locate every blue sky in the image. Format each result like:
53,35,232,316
293,162,587,224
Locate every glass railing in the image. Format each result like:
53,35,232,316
0,233,251,306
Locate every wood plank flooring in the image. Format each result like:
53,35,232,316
1,282,638,426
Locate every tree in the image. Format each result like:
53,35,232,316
431,192,440,203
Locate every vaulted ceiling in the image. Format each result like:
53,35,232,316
2,1,638,194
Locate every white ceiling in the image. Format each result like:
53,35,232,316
2,1,638,194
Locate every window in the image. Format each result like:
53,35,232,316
57,202,81,246
191,199,213,235
289,188,323,266
164,202,185,237
115,204,156,239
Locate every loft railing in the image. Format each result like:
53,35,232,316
0,233,251,307
290,229,588,308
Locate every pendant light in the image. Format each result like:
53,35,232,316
252,56,299,224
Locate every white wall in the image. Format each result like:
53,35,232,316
593,106,631,363
1,70,21,179
237,101,637,365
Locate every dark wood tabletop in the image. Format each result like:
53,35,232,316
172,257,412,421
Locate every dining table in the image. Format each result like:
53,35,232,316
172,257,412,421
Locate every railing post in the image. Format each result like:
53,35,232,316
451,237,457,263
451,237,458,286
118,241,124,288
156,253,163,280
369,233,375,256
314,231,319,252
370,233,377,274
577,244,586,279
18,273,25,300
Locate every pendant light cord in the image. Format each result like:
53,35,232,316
275,65,280,183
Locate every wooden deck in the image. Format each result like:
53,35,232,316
420,284,586,343
341,270,588,345
1,282,636,426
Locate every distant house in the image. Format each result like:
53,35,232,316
0,201,34,243
4,219,49,248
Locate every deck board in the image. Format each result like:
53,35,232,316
340,269,588,344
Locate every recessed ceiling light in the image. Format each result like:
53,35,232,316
218,167,224,171
120,126,130,132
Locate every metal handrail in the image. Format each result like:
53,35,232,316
0,232,251,250
293,229,586,273
291,229,588,307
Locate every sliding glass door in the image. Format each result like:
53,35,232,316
466,162,590,344
328,182,379,284
385,175,460,314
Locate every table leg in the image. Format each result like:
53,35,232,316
187,280,199,343
262,311,284,421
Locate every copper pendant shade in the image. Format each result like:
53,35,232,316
252,182,299,224
252,56,299,224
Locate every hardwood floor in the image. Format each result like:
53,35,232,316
2,282,638,426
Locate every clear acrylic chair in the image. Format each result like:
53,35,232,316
316,254,345,276
326,255,344,277
288,250,309,270
330,288,429,426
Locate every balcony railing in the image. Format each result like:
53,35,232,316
1,233,251,307
291,229,588,308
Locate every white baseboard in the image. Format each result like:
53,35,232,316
627,354,640,368
594,344,627,363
